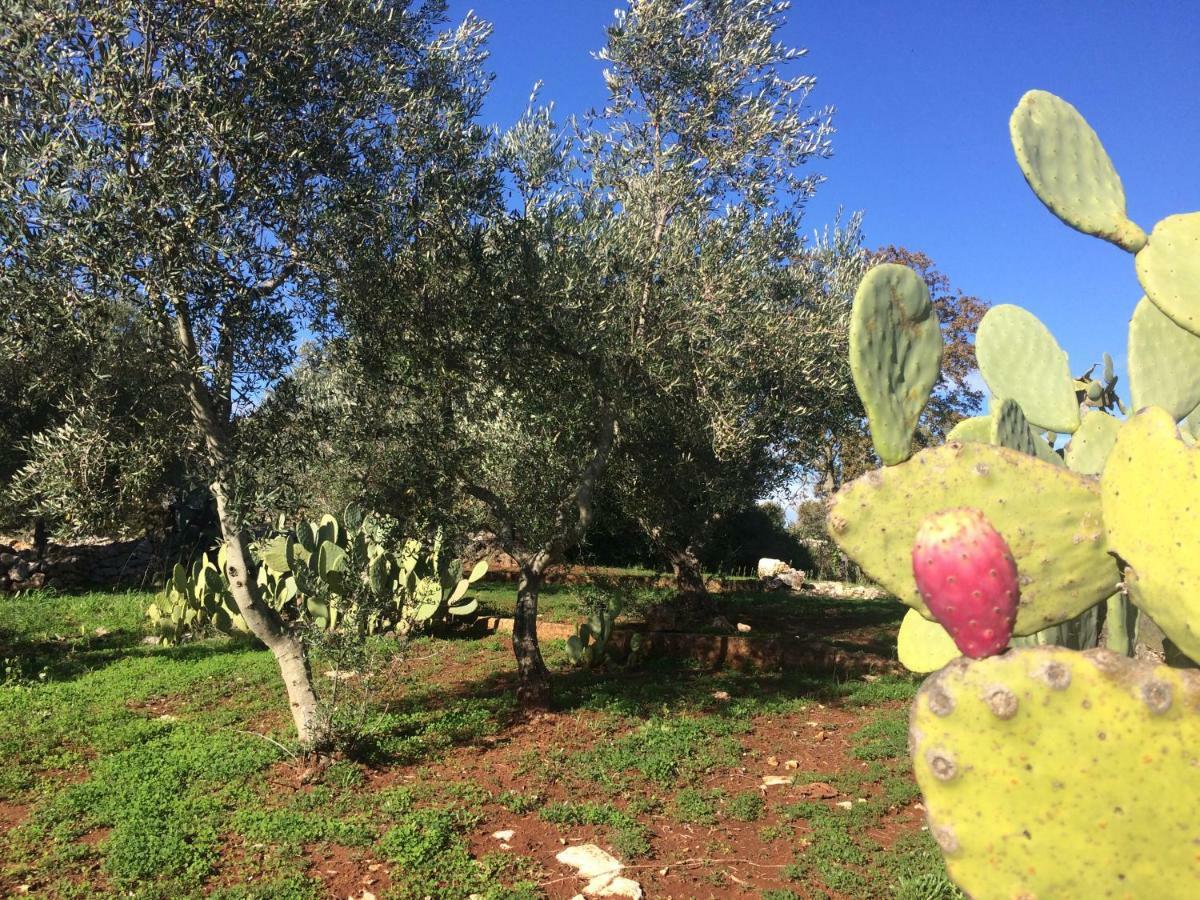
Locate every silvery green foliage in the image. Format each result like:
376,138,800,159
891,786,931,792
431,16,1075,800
0,0,492,496
578,0,854,573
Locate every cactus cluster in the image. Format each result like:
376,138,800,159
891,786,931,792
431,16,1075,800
828,89,1200,895
564,598,644,669
147,546,250,644
149,504,487,642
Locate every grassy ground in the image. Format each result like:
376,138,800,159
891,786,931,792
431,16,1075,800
0,586,961,899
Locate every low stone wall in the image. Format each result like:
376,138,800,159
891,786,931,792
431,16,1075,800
478,617,901,676
1,536,162,593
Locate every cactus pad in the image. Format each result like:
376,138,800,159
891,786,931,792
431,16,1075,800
897,608,959,673
989,398,1035,455
1103,407,1200,661
1063,410,1121,475
911,646,1200,899
1030,430,1064,467
976,305,1080,433
946,415,991,442
827,441,1114,635
1129,294,1200,419
1135,213,1200,338
849,264,944,465
950,412,1063,466
1009,90,1147,252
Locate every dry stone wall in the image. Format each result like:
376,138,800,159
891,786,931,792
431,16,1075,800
1,536,162,592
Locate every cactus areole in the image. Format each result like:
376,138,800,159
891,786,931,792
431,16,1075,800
911,508,1020,658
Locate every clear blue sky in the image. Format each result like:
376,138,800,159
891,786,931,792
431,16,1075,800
447,0,1200,392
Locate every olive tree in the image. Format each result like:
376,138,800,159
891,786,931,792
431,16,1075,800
340,0,848,702
579,0,855,597
0,0,492,748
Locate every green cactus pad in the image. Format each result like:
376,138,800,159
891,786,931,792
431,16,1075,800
1030,430,1064,467
1135,213,1200,338
1129,293,1200,419
1103,407,1200,661
1063,410,1122,475
827,441,1114,635
849,264,944,465
949,413,1064,466
989,398,1036,455
897,608,959,673
1009,90,1146,253
910,646,1200,899
945,415,990,442
975,305,1080,433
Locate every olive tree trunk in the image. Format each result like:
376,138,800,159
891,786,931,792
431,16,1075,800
170,303,325,750
513,557,552,708
668,545,708,598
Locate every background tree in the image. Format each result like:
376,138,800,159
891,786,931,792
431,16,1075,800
341,0,848,701
0,293,195,543
0,0,492,747
340,93,623,706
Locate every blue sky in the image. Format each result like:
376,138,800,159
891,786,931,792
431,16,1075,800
447,0,1200,396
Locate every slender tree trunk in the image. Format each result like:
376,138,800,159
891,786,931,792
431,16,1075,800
514,558,552,708
168,300,325,750
210,479,325,748
32,517,46,561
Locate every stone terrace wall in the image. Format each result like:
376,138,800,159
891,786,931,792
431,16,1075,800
1,536,162,593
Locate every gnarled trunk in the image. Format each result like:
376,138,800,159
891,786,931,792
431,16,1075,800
513,559,552,708
668,545,708,599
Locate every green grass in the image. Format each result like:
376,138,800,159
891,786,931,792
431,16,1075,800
0,584,956,898
540,801,652,858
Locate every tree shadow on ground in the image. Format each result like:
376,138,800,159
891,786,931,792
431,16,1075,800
353,650,919,768
0,626,260,683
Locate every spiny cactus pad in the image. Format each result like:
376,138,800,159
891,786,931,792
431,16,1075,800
827,441,1113,635
897,608,960,673
910,646,1200,899
1063,410,1121,475
976,305,1080,433
1128,294,1200,420
1103,406,1200,661
849,264,944,465
1009,90,1146,253
989,398,1036,455
1135,213,1200,340
1030,430,1064,467
950,412,1063,466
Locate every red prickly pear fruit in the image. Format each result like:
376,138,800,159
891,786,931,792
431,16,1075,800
911,507,1020,659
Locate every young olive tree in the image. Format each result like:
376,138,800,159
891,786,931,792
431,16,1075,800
582,0,854,596
0,0,492,748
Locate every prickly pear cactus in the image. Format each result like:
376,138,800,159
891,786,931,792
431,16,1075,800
1010,89,1146,252
826,440,1113,635
1062,409,1121,475
1128,295,1200,419
1102,407,1200,662
1135,212,1200,338
975,305,1079,433
988,398,1036,455
848,263,943,465
910,647,1200,899
825,83,1200,899
896,608,959,674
